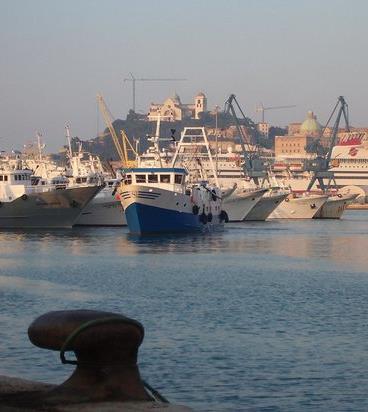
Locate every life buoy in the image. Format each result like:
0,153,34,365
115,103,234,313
310,203,316,209
21,194,28,201
192,205,199,215
285,197,290,202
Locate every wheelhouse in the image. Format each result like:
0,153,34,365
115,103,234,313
122,168,188,191
0,169,32,185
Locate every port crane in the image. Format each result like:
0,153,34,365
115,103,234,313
304,96,349,192
256,103,296,123
96,94,137,168
123,73,187,112
225,94,269,186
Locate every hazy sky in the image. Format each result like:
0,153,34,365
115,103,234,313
1,0,367,151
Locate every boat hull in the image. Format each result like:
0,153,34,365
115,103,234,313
120,184,223,235
75,187,126,226
223,189,267,222
314,193,358,219
269,194,328,219
0,186,101,229
244,192,288,221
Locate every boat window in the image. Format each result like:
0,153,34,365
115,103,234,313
124,174,132,184
174,174,183,184
148,174,158,183
135,174,147,183
160,174,170,183
76,177,81,184
82,177,87,183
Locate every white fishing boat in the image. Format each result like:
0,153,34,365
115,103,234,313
119,167,226,234
314,192,358,219
61,126,127,226
244,191,289,221
222,188,267,221
76,178,127,226
269,193,328,219
0,167,101,228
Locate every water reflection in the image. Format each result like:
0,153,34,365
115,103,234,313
0,211,367,271
0,274,100,301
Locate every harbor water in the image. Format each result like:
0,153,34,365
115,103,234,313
1,211,368,411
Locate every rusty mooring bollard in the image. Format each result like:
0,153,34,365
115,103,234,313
27,309,153,404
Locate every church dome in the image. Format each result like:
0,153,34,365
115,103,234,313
300,111,322,136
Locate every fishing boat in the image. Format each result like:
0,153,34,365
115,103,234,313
76,178,127,226
244,190,289,221
0,167,101,228
314,192,358,219
222,187,267,221
62,125,126,226
268,192,328,219
119,167,226,234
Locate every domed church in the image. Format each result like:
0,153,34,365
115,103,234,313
274,110,324,158
148,92,207,122
299,111,322,137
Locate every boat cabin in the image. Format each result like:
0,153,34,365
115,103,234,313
0,169,32,185
122,168,188,193
0,169,34,202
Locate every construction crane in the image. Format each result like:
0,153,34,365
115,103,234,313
123,73,187,112
96,94,137,168
225,94,269,186
256,103,296,123
304,96,349,192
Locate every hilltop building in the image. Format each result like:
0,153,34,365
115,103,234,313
257,122,270,138
148,92,207,121
274,111,323,158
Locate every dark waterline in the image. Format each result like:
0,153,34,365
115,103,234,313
0,211,368,411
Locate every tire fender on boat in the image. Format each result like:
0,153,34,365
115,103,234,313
219,210,229,223
199,212,208,224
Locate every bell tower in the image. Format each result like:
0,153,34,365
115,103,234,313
194,92,207,119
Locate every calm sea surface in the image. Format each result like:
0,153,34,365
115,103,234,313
1,210,368,411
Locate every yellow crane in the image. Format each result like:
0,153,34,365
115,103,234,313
96,93,137,168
